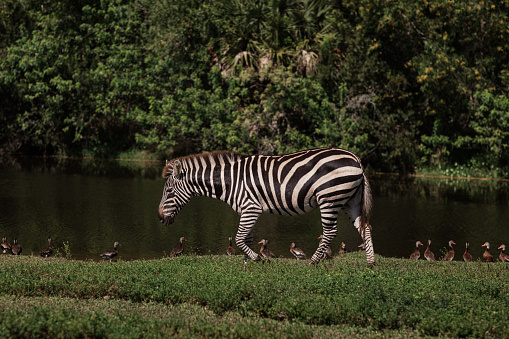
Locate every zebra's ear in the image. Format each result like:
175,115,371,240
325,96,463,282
173,160,183,178
163,160,171,178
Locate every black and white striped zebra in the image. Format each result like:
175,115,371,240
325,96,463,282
158,147,374,265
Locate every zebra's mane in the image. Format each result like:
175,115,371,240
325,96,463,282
162,151,244,177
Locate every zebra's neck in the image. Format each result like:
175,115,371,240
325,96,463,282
180,151,243,202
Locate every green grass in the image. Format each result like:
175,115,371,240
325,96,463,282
1,253,508,338
415,163,508,180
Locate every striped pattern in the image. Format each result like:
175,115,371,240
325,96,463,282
158,147,374,265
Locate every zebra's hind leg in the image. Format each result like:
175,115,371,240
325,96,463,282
309,204,338,265
361,223,374,266
343,203,375,266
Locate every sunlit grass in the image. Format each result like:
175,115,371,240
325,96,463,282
1,254,508,337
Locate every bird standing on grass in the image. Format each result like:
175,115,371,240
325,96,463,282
410,241,423,260
11,239,21,255
1,237,11,254
290,242,307,260
338,242,348,254
442,240,456,261
498,244,509,262
258,239,276,262
226,236,236,256
100,241,121,262
463,242,473,262
169,237,187,258
40,237,53,258
424,239,435,261
481,242,494,262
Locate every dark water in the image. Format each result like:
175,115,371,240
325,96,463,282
1,155,508,261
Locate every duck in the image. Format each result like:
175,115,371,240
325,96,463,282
498,244,509,262
100,241,121,262
338,241,348,254
1,237,11,254
226,236,236,256
481,242,494,262
442,240,456,261
424,239,435,261
290,242,307,260
40,237,53,258
258,239,277,261
169,236,187,258
11,239,22,255
317,235,333,259
463,242,473,262
409,241,423,260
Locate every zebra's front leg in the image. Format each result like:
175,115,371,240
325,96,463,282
235,209,262,263
309,206,338,265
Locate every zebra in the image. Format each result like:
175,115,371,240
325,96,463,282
157,147,374,265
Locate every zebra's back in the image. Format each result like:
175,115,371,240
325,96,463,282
239,148,365,216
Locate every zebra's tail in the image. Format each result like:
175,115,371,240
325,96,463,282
359,172,373,236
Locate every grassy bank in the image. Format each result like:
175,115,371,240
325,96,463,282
1,253,507,338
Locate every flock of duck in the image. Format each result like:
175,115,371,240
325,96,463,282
0,235,362,262
1,236,123,261
0,236,193,262
409,239,509,262
3,235,508,263
245,235,366,262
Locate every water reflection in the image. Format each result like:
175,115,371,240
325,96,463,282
1,155,508,262
0,154,163,179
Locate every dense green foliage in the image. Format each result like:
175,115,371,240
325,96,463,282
1,0,508,175
0,254,508,337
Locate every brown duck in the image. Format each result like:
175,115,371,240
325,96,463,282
258,239,277,261
318,235,333,259
442,240,456,261
338,241,348,254
481,242,494,262
498,244,509,262
40,237,53,258
424,239,435,261
290,242,307,260
100,241,121,261
226,236,236,256
169,236,187,257
1,237,11,254
409,241,423,260
463,242,473,262
11,239,22,255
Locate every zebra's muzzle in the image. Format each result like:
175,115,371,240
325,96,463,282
159,214,174,226
158,206,174,225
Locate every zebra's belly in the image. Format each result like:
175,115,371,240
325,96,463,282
261,195,318,216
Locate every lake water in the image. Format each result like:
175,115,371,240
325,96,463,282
1,155,508,261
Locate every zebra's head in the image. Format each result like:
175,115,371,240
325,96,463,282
158,159,189,226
